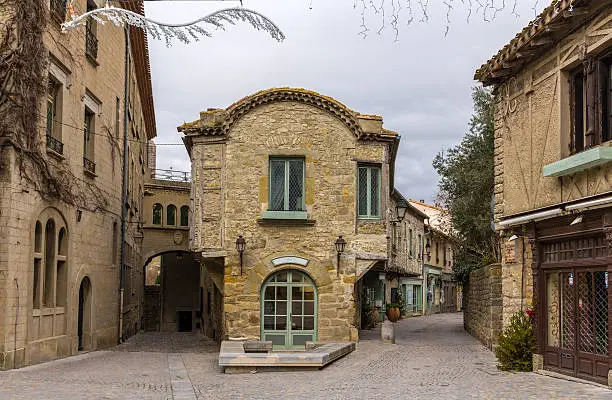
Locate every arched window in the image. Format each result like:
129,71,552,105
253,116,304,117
152,203,162,225
32,209,68,312
180,206,189,227
261,270,317,348
167,205,176,226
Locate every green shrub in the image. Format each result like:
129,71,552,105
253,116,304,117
495,310,536,372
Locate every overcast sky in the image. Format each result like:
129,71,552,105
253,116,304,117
145,0,539,203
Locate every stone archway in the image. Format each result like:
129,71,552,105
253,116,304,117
260,269,318,349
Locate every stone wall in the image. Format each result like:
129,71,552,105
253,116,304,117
464,263,502,350
143,286,161,332
0,1,153,369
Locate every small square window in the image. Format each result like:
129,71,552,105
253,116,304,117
269,158,305,212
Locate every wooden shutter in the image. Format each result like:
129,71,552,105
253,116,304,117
597,60,610,143
585,59,598,148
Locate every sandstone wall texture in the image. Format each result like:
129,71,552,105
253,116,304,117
463,264,502,350
0,1,153,369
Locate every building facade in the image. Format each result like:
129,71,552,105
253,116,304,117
475,0,612,385
179,88,404,347
409,201,460,314
0,1,155,368
388,191,427,317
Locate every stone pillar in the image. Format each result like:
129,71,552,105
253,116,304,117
529,236,544,357
381,321,395,344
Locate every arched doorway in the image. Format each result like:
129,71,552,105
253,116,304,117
261,269,317,349
78,277,92,351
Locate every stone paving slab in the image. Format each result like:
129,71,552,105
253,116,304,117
0,314,610,399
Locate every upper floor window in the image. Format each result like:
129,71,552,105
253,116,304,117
85,0,98,62
152,203,162,225
358,165,381,219
46,78,63,154
269,158,305,211
167,205,176,226
83,107,96,175
180,206,189,226
570,56,612,153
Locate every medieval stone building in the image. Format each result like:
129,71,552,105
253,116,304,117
476,0,612,385
0,1,155,368
179,88,413,347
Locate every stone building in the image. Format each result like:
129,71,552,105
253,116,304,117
409,201,460,314
179,88,406,347
0,1,155,368
475,0,612,385
387,191,427,317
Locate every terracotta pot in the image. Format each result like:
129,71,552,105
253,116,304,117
386,307,400,322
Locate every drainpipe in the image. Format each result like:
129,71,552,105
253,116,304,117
119,26,131,343
14,277,19,369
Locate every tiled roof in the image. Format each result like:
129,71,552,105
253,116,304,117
475,0,600,86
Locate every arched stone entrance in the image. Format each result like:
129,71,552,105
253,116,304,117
143,251,201,332
77,277,92,351
260,269,317,349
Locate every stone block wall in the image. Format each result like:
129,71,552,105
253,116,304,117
463,263,502,350
143,286,161,332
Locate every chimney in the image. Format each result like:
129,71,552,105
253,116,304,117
147,140,157,177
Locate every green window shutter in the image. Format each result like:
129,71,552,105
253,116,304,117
270,160,285,211
370,167,380,217
269,158,305,212
288,159,304,211
358,167,368,216
358,165,381,218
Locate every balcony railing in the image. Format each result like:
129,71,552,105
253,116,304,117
46,135,64,155
85,26,98,61
83,157,96,175
153,168,191,182
50,0,67,23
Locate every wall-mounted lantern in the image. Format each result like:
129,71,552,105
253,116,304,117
425,238,431,262
335,235,346,277
236,235,246,275
395,198,409,222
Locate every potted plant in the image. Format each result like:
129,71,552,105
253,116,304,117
386,303,400,322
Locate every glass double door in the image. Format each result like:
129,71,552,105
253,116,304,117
545,268,609,382
262,270,317,349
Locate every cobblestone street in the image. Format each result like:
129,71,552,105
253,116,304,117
0,313,609,399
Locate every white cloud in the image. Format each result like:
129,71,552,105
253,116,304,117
145,0,537,202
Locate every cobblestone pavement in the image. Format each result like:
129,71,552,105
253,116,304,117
1,313,610,399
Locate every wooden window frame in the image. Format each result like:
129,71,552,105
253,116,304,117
570,54,612,154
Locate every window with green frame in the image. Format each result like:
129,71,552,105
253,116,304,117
357,165,381,219
268,157,305,212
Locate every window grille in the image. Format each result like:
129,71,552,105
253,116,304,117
358,165,381,218
269,158,304,211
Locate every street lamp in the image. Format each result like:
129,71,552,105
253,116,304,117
395,198,409,222
236,235,246,275
335,236,346,277
425,238,431,262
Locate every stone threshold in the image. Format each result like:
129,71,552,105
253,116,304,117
535,369,611,390
219,341,355,373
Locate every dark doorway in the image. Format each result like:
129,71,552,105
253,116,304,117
77,277,92,351
177,311,193,332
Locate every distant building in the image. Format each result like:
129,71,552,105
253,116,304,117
409,201,460,314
